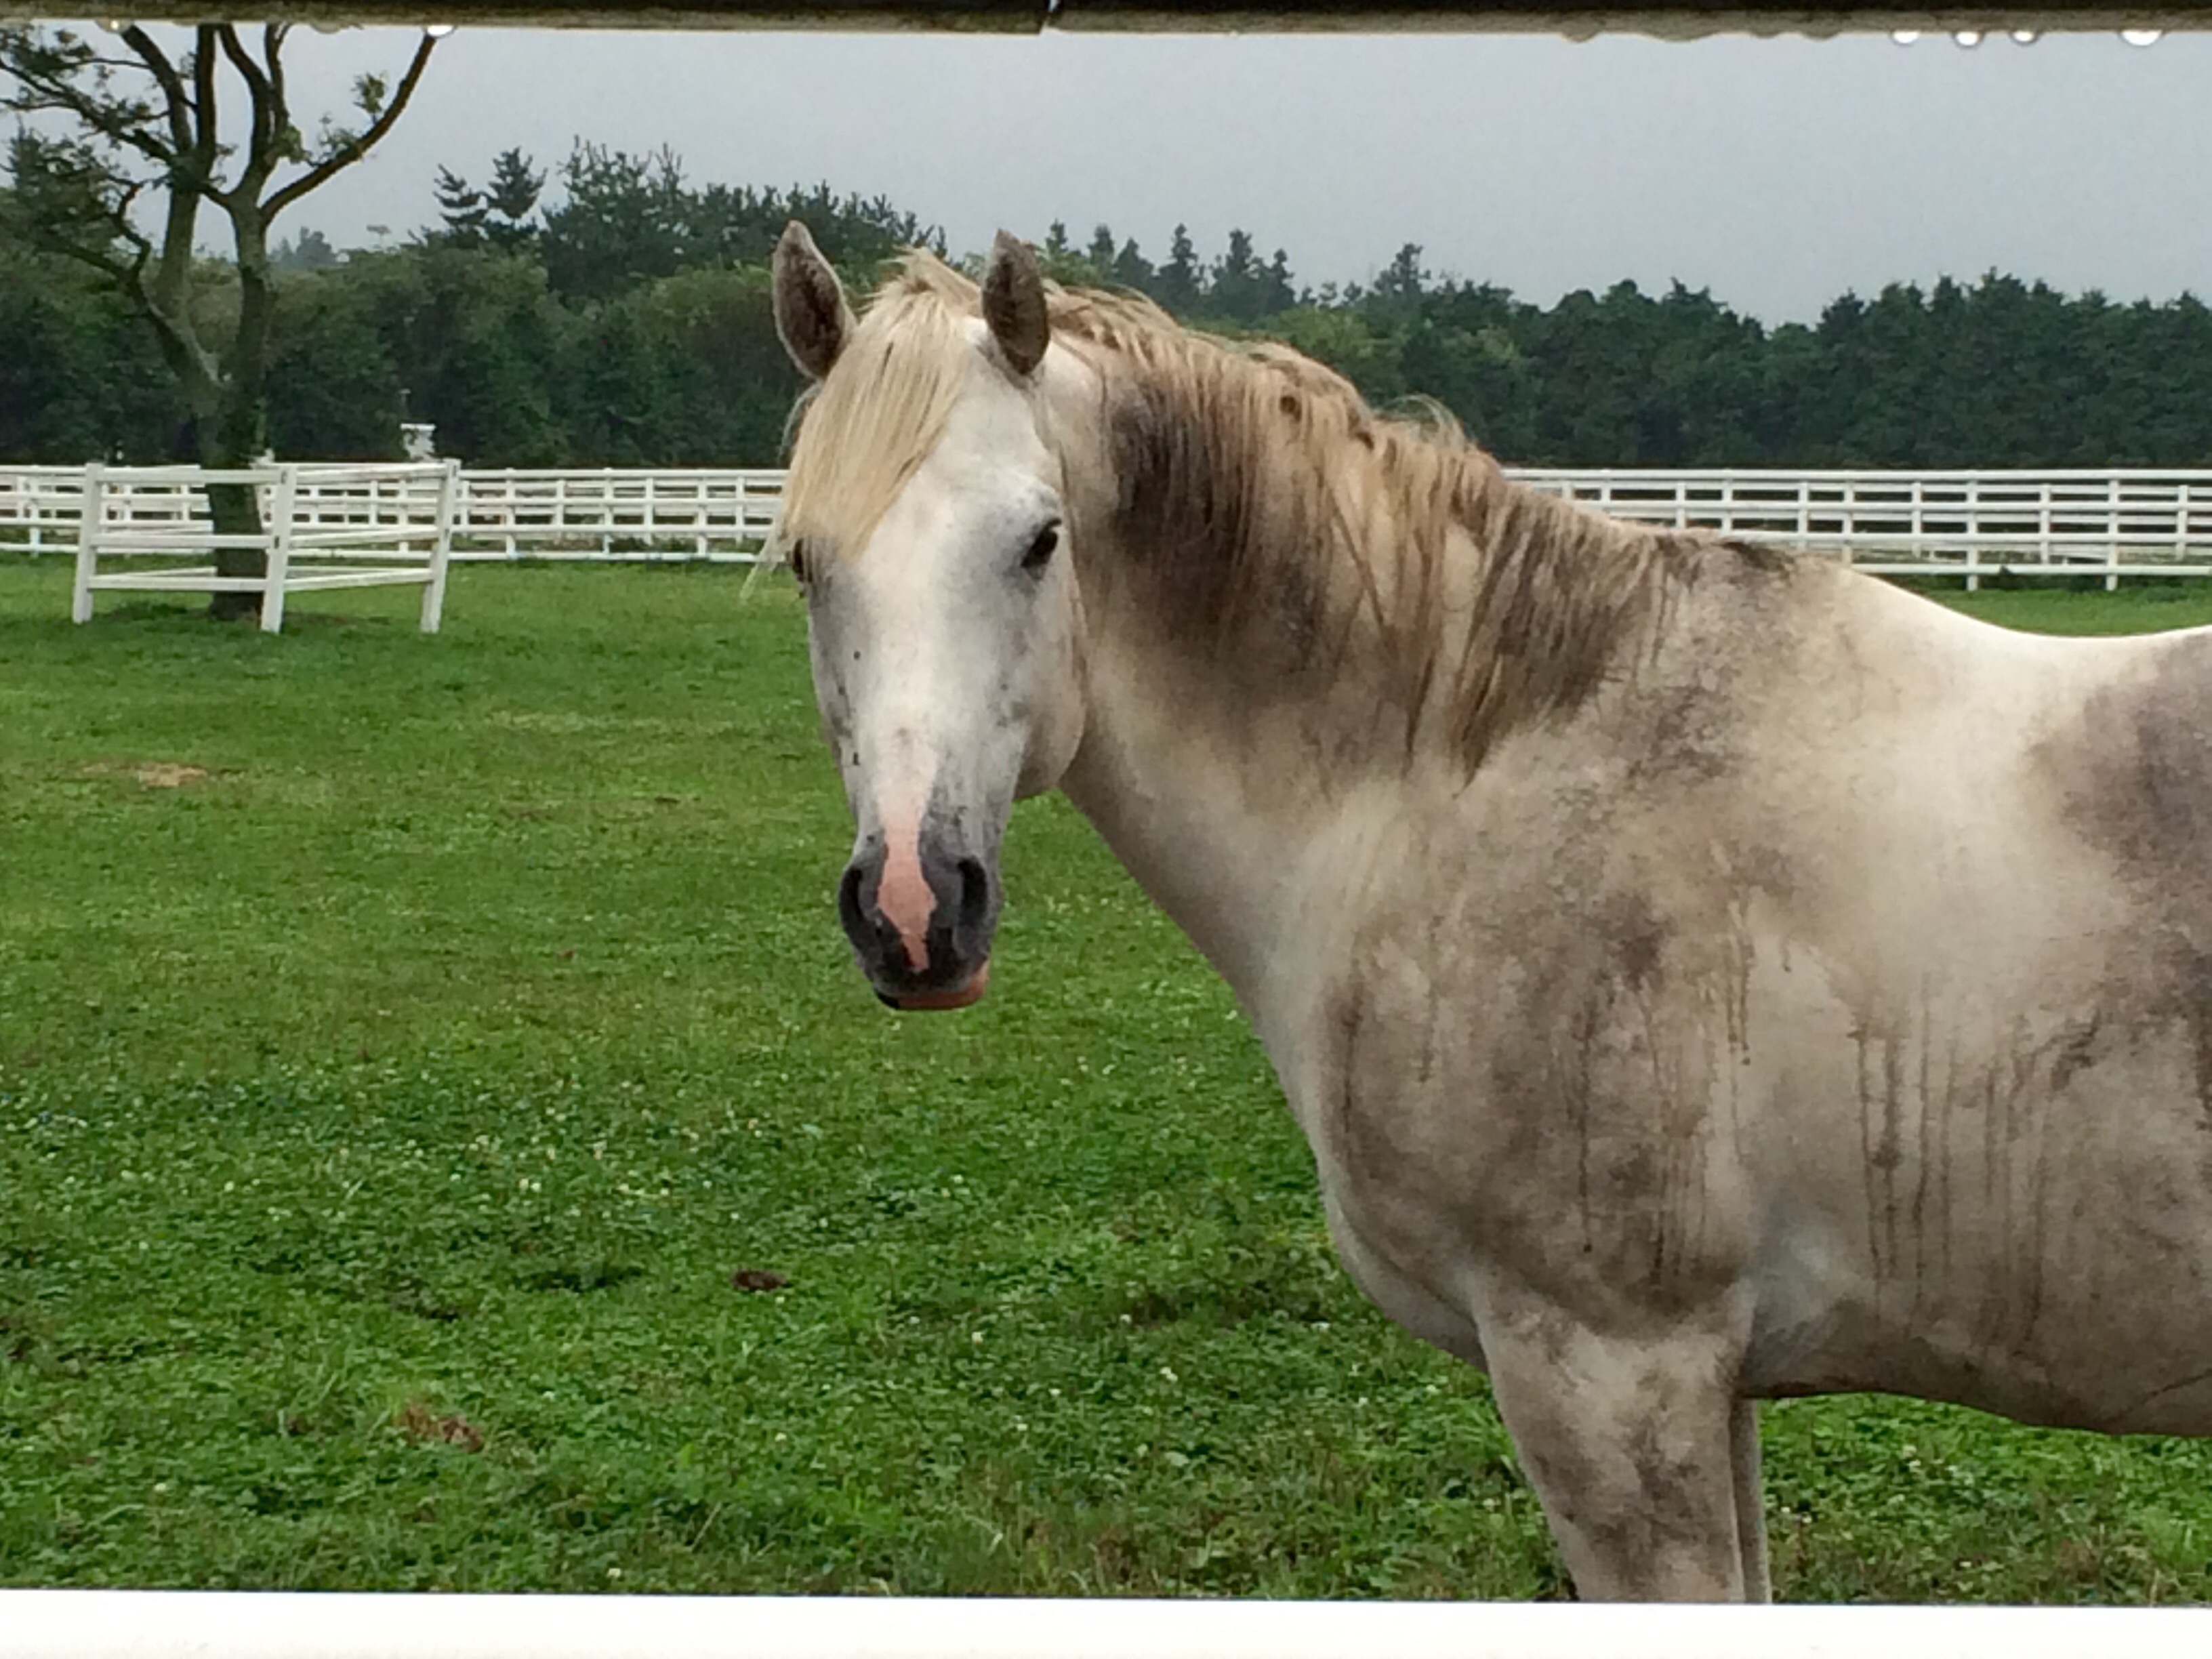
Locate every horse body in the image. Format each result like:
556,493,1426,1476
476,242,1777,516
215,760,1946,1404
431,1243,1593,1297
1075,526,2212,1593
767,224,2212,1599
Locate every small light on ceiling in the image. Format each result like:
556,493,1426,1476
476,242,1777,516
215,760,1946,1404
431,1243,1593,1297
1952,29,1984,46
2010,29,2040,44
1890,29,1922,43
2121,28,2165,45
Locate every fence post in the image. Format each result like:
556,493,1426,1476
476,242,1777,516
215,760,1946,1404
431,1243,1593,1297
72,464,106,623
2108,476,2122,592
260,464,297,634
1963,474,1981,592
422,462,459,633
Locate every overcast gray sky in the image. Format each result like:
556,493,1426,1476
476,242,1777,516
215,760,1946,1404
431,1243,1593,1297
262,25,2212,325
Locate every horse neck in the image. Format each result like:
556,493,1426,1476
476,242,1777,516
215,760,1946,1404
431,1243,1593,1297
1054,601,1345,1004
1052,399,1676,1002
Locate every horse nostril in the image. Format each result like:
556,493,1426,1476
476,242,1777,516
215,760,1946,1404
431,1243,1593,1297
837,862,869,946
956,857,991,933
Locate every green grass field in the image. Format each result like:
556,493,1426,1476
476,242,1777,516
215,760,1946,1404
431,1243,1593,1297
3,562,2210,1602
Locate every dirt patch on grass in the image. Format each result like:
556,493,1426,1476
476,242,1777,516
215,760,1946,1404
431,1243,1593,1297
131,763,211,788
394,1399,485,1452
80,760,218,789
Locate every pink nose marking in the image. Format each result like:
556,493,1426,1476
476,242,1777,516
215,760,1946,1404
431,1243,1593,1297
877,825,935,972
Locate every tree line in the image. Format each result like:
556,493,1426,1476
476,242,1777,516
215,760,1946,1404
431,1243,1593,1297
6,140,2212,472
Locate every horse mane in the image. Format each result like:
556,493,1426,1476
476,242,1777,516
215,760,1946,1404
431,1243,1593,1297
783,251,1757,773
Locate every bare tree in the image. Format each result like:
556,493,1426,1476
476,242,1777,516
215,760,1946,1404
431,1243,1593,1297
1,22,439,615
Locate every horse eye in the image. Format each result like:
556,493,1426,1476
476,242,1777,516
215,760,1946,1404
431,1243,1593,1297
1021,521,1061,573
786,541,811,584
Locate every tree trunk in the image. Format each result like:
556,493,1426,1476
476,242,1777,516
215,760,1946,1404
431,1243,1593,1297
203,473,266,622
203,217,275,622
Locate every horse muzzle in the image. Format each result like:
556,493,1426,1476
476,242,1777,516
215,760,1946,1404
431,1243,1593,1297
838,832,1001,1012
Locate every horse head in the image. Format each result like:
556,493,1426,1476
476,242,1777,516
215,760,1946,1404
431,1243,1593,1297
771,223,1090,1011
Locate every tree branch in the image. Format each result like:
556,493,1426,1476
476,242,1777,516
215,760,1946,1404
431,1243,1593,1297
216,24,273,193
15,166,153,294
134,23,219,316
111,179,154,274
117,25,192,159
263,22,289,146
6,52,176,169
265,30,436,220
36,235,140,288
191,24,219,175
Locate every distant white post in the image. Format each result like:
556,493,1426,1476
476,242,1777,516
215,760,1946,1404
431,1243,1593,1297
71,464,106,623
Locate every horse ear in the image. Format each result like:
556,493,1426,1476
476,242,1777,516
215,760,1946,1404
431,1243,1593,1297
773,220,853,382
982,230,1049,378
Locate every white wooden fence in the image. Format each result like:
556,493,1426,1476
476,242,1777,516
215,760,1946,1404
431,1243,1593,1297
8,465,2212,589
58,462,459,634
451,468,786,559
1,1591,2209,1659
0,466,783,564
1516,468,2212,590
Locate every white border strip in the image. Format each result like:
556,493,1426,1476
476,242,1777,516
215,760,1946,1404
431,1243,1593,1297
2,1593,2210,1659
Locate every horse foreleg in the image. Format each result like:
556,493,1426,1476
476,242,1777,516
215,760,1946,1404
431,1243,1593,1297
1730,1397,1771,1602
1485,1314,1751,1601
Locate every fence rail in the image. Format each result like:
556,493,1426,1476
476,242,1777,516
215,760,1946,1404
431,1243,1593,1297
1,1591,2209,1659
9,465,2212,586
1515,467,2212,588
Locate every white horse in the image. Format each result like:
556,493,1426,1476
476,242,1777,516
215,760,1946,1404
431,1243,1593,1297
766,222,2212,1601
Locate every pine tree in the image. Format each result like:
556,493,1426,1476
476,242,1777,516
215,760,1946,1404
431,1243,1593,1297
1037,218,1092,285
1211,228,1261,321
433,165,487,245
483,148,544,251
1111,237,1154,294
1372,242,1428,316
1086,224,1116,275
1155,223,1202,314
